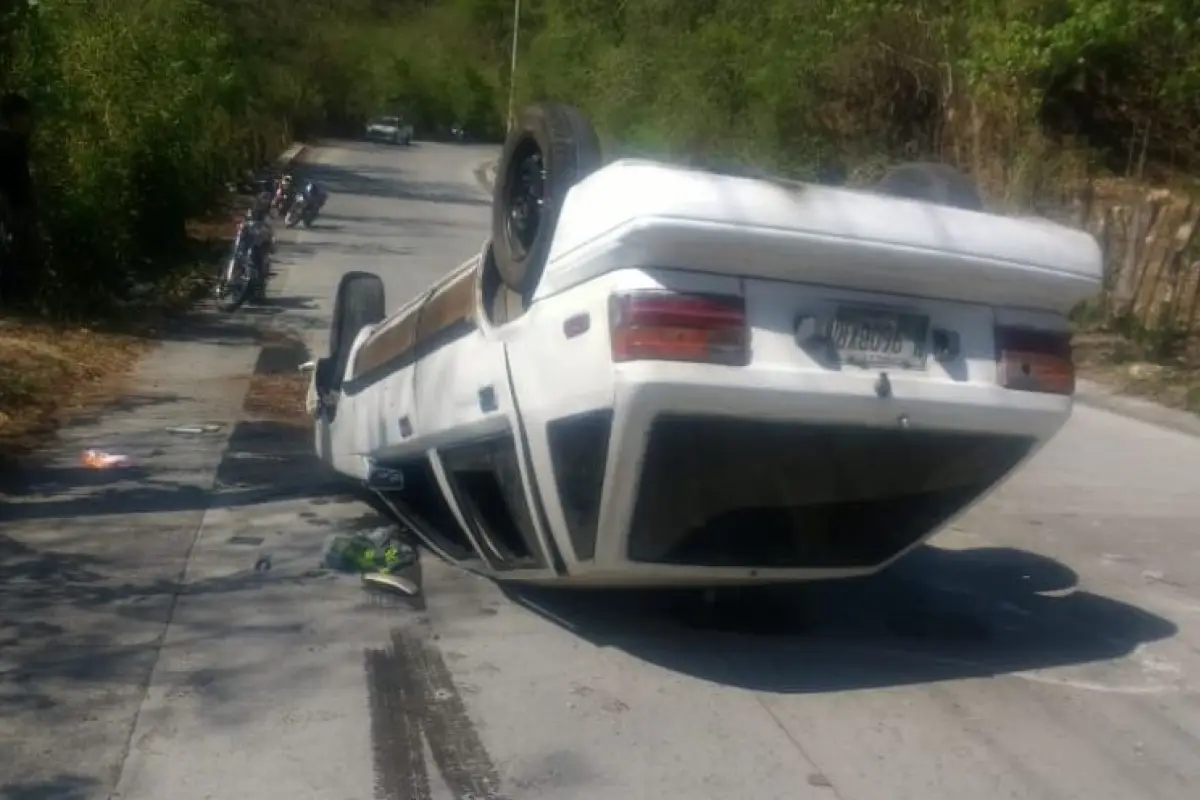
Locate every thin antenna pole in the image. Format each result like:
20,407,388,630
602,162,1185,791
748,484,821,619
506,0,521,133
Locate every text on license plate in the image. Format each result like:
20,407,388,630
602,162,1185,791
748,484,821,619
829,306,930,369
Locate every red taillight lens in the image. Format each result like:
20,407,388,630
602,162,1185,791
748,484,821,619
995,326,1074,395
608,290,748,365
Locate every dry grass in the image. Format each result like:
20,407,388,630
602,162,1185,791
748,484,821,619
1073,331,1200,414
0,318,150,461
243,330,311,430
244,372,310,428
0,190,258,463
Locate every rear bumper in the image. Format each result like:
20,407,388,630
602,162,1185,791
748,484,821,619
523,366,1068,587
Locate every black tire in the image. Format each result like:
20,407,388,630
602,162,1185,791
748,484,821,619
328,271,386,393
492,103,603,296
875,162,984,211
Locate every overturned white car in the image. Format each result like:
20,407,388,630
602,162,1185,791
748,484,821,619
307,102,1102,588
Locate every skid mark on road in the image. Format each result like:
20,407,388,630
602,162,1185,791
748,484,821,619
366,629,506,800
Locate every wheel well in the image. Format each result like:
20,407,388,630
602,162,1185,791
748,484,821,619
479,241,527,327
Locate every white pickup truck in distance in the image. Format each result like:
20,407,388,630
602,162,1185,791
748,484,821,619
307,102,1103,589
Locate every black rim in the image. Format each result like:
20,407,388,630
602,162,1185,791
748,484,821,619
217,238,251,303
503,135,546,259
218,262,248,298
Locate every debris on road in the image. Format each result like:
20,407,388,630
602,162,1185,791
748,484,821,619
166,423,224,435
322,527,417,576
80,449,134,468
254,554,272,572
361,572,420,597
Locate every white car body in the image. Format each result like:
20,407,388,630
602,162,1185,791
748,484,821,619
310,159,1103,588
364,116,413,145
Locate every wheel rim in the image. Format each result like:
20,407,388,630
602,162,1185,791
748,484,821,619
503,136,546,259
217,253,250,302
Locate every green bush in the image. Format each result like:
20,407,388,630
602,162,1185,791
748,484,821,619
2,0,1196,315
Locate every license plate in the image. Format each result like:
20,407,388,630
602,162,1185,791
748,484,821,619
828,305,930,369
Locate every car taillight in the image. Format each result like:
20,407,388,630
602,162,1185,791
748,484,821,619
995,325,1074,395
608,290,748,365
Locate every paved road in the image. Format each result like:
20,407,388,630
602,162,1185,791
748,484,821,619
3,140,1200,800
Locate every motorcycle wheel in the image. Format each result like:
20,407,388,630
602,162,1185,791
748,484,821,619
285,208,302,228
215,255,253,312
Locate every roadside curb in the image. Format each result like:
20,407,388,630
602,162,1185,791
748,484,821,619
276,142,308,170
1075,379,1200,438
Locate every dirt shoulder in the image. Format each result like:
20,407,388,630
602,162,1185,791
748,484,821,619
1073,331,1200,415
0,146,308,469
0,207,237,466
0,319,147,464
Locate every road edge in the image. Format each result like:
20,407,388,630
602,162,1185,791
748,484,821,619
277,142,308,170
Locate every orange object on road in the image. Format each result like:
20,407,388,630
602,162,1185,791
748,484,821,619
81,449,133,468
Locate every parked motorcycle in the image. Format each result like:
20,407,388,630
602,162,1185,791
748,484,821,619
272,173,298,217
215,193,274,311
284,180,328,228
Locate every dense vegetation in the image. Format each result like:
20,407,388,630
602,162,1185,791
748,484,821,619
2,0,1198,315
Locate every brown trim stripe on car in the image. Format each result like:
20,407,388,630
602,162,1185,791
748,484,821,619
349,263,479,386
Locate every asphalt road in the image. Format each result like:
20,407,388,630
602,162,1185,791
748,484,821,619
2,139,1200,800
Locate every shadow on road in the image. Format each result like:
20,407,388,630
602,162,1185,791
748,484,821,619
0,775,102,800
503,545,1177,694
301,159,488,207
0,425,342,523
0,326,354,733
0,393,185,476
316,212,467,230
279,239,416,259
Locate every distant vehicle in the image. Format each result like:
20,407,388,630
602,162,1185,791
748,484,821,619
364,116,413,146
307,101,1102,589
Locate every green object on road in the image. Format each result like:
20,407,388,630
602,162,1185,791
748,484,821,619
323,529,417,575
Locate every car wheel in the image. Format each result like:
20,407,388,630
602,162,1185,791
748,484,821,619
874,162,984,211
328,271,386,395
491,102,603,296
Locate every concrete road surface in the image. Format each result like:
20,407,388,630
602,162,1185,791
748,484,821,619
2,140,1199,800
